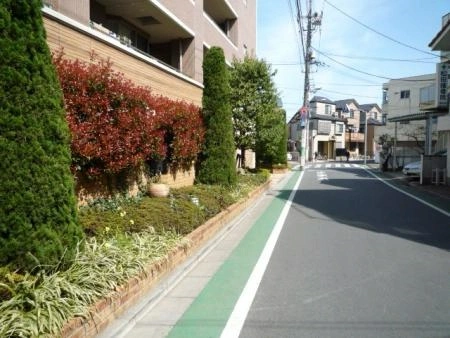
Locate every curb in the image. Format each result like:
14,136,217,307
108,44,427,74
60,179,273,338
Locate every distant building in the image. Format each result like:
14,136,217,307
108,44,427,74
359,103,384,158
308,96,346,160
375,74,436,168
288,96,384,161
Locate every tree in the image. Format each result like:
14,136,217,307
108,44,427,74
0,0,83,271
230,57,283,168
197,47,236,186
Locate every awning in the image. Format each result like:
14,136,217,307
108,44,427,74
388,112,429,122
388,111,447,123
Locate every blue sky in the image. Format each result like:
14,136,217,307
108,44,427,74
257,0,449,121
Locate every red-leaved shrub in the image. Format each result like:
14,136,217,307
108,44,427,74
53,50,204,176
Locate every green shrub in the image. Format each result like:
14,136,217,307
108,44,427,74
0,0,83,271
79,172,268,237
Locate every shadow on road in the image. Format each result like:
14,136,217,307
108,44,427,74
274,170,450,251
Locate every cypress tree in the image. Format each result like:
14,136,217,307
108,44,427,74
197,47,237,186
0,0,83,271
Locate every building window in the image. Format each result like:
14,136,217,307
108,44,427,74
400,90,410,99
335,123,344,134
318,120,331,134
325,104,331,114
382,88,388,104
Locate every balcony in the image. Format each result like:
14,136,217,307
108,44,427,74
346,132,365,143
203,0,238,45
90,0,194,71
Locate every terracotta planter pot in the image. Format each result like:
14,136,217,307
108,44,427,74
148,183,170,197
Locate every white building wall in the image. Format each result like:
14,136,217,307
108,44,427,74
376,74,435,143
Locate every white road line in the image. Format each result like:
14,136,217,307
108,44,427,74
220,171,305,337
325,164,332,168
317,171,328,181
365,168,450,217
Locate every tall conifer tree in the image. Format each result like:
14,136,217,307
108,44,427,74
0,0,83,271
197,47,237,186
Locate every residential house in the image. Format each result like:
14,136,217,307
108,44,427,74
308,96,346,160
428,12,450,184
42,0,256,106
359,103,384,159
335,99,364,157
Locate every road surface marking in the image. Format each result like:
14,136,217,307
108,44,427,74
220,170,305,337
365,168,450,217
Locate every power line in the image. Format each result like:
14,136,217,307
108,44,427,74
313,47,392,80
287,0,304,66
318,88,379,99
314,47,438,82
323,0,444,59
313,82,381,87
316,52,438,64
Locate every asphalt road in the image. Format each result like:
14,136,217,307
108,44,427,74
240,163,450,338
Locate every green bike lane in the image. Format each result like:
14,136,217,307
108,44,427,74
167,169,303,338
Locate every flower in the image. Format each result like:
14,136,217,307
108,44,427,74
129,219,135,225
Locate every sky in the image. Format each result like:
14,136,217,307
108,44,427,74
256,0,449,121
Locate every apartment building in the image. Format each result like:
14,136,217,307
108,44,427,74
42,0,256,106
375,74,436,167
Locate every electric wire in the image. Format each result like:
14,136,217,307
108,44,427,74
287,0,304,67
316,52,438,64
318,88,380,99
323,0,447,60
314,47,438,82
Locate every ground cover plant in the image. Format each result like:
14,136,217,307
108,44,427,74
0,171,270,337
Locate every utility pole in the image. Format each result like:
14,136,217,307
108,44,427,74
299,0,321,169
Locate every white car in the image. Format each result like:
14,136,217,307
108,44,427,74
402,150,447,176
402,161,421,176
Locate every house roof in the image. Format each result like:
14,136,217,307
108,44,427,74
429,13,450,51
334,98,360,111
310,96,335,105
359,103,382,112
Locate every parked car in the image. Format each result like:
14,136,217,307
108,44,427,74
402,150,447,176
402,161,421,176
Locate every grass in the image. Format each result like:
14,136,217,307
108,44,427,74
0,170,269,337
